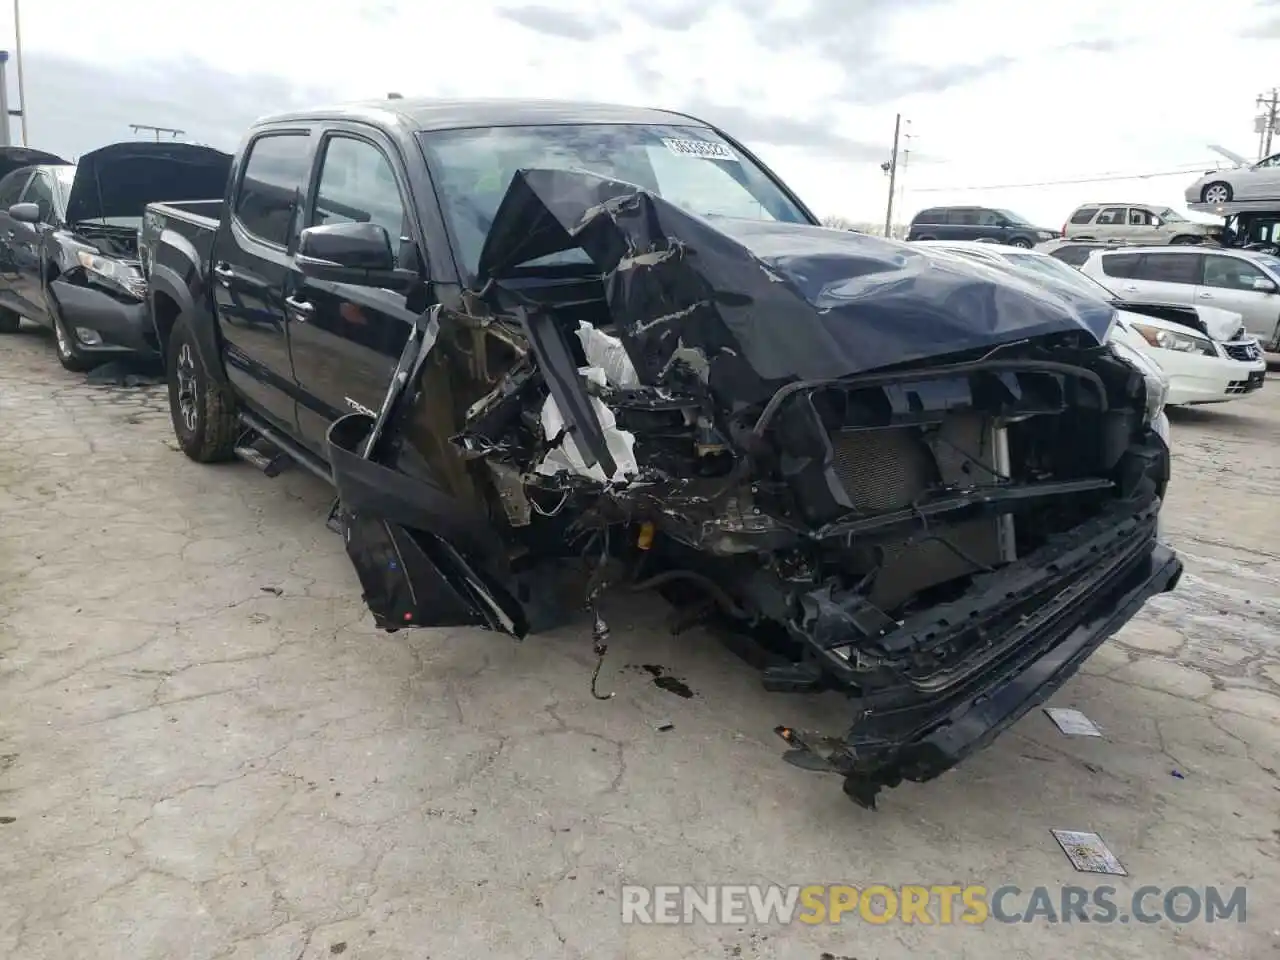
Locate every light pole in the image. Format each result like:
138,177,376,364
13,0,26,145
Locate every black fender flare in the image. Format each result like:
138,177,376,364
147,266,228,387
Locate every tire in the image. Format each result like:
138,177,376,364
1201,181,1233,204
166,313,238,463
47,288,97,372
0,307,19,334
913,235,936,242
1169,235,1201,245
1007,237,1033,249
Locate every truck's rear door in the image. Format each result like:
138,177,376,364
212,128,315,435
285,126,416,454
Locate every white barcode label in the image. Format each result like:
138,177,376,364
661,138,738,162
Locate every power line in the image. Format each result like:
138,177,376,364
911,162,1224,194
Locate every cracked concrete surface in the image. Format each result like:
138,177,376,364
2,325,1279,959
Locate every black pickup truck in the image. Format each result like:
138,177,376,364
139,97,1182,807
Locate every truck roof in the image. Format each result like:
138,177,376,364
254,97,710,134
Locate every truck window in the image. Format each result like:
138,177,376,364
310,136,407,264
234,133,311,248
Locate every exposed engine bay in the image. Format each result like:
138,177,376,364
327,168,1181,806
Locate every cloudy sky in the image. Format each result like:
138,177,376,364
5,0,1279,227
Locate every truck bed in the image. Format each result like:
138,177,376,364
147,198,224,231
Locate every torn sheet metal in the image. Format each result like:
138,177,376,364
1051,830,1127,876
1044,707,1103,737
475,167,1117,406
536,367,639,484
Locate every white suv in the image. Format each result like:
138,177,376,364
1063,204,1220,245
1079,246,1280,349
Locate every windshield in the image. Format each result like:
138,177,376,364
419,123,811,277
996,209,1032,226
1001,252,1116,302
1157,207,1186,222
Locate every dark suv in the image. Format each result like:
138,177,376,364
906,206,1058,247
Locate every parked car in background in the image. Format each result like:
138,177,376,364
1063,203,1219,245
905,205,1057,247
1185,150,1280,205
0,146,70,334
139,97,1181,809
915,241,1266,406
0,141,231,370
1036,237,1129,266
1080,246,1280,350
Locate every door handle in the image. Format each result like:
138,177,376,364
1122,285,1139,292
284,294,314,319
1198,292,1214,299
212,262,235,282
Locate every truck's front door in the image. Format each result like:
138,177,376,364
213,128,315,435
287,129,415,455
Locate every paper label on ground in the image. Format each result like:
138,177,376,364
661,138,738,162
1044,707,1103,737
1052,830,1127,876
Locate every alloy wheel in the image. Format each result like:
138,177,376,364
1203,184,1231,204
175,342,200,434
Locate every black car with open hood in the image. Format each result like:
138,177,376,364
138,98,1181,808
0,140,232,371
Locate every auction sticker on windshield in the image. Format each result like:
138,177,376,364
661,138,738,162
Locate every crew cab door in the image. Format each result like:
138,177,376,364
287,128,416,455
212,128,315,434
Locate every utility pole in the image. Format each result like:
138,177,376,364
1257,88,1279,159
882,113,901,238
129,123,184,141
13,0,26,145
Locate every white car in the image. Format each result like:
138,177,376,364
914,241,1267,407
1063,203,1219,245
1077,244,1280,348
1185,149,1280,205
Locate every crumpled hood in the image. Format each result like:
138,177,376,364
1192,304,1246,341
0,146,68,181
64,141,232,225
476,168,1116,406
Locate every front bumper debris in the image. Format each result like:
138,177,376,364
777,502,1181,808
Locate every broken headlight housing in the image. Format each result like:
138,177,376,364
77,250,147,300
1109,338,1169,424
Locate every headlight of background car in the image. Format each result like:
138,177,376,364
1127,321,1214,356
76,250,147,300
1109,338,1169,424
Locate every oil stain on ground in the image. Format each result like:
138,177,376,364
627,663,696,698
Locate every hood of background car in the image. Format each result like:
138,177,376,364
475,167,1116,407
1192,304,1248,341
0,146,68,181
64,142,232,225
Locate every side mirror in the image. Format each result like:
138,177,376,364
8,202,40,224
1252,276,1278,293
295,222,417,290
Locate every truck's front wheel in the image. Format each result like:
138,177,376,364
166,315,238,462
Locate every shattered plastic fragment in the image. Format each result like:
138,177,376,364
536,367,639,484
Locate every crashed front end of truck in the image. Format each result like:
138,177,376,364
326,168,1182,807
